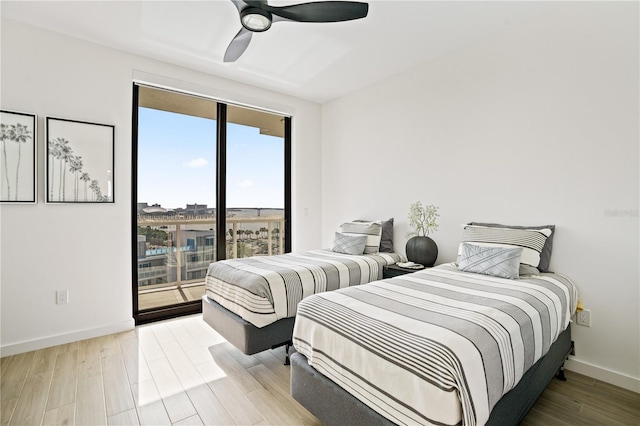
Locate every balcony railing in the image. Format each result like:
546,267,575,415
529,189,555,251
136,214,285,308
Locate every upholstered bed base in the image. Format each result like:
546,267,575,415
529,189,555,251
291,325,573,426
202,295,294,355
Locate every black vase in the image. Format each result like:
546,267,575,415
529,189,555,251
406,236,438,267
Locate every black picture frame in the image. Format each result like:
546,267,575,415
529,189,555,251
46,117,115,203
0,110,37,204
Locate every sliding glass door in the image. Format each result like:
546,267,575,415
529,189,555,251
132,84,290,324
225,105,286,259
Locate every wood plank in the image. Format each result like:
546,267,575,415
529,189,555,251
136,400,171,426
130,379,161,408
247,363,320,425
173,414,204,426
1,398,17,426
195,361,227,384
46,350,78,410
147,357,197,423
77,337,102,379
102,353,135,417
208,376,264,425
9,372,52,426
224,342,263,370
162,392,198,424
30,346,58,375
157,339,205,390
151,323,176,344
0,351,35,401
168,324,214,366
185,317,227,348
108,408,139,426
185,383,236,425
56,341,78,354
42,402,75,426
119,335,152,385
0,355,12,375
244,387,301,426
208,344,261,394
76,375,107,426
136,327,165,362
99,334,122,359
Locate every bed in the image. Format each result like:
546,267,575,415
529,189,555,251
202,218,404,358
290,223,579,425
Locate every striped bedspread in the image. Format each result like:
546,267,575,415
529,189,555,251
292,263,578,426
205,250,404,328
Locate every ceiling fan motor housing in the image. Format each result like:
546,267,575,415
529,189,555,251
241,7,272,32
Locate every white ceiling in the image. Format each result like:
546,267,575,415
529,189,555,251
1,1,558,103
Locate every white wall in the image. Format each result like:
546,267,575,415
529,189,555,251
321,2,639,391
0,18,323,355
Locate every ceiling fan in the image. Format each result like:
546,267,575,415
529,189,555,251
224,0,369,62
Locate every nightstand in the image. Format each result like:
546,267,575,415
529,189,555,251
383,264,428,279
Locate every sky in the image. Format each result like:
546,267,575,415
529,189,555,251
138,107,284,210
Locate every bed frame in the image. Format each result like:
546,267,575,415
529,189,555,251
291,325,574,425
202,295,294,362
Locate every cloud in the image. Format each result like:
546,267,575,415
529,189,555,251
238,179,254,187
184,158,208,168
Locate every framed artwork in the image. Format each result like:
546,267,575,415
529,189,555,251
0,110,37,203
46,117,114,203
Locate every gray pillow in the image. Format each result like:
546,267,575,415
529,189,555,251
469,222,555,272
458,243,523,279
331,232,367,255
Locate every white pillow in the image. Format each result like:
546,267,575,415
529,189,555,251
339,221,382,254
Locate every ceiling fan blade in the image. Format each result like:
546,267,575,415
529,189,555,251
265,1,368,23
230,0,247,13
224,27,253,62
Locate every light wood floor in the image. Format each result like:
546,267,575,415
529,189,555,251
1,315,638,426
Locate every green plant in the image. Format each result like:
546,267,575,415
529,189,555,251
407,201,439,237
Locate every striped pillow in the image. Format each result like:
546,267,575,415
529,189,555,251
331,232,367,255
469,222,555,272
459,224,553,270
458,243,523,279
339,221,382,254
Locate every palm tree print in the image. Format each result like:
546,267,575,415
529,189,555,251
48,139,61,200
0,117,35,202
8,123,33,201
68,155,83,201
0,124,10,199
49,138,103,202
46,118,113,203
80,172,91,201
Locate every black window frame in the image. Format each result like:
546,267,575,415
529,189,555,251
131,83,292,325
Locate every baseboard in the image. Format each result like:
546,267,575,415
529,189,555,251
0,318,135,357
565,357,640,393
